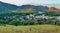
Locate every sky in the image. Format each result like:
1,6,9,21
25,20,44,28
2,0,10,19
0,0,60,8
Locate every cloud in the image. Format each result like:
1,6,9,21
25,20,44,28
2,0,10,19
0,0,60,8
0,0,53,5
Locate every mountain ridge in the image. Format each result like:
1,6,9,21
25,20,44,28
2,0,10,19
48,7,60,12
0,1,19,12
0,1,60,12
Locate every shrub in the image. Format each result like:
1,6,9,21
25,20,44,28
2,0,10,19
37,18,46,24
9,19,20,26
2,20,8,26
22,20,35,25
56,22,60,26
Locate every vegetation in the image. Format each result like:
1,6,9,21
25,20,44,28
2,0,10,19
56,22,60,26
0,11,60,26
44,11,60,16
0,25,60,33
0,2,60,33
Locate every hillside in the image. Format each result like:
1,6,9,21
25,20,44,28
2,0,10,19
0,1,60,13
0,1,19,12
11,5,49,13
19,5,48,11
48,7,60,12
12,8,36,13
0,1,49,13
0,25,60,33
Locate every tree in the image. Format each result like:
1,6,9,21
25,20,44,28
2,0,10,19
37,18,46,24
56,22,60,26
22,20,35,25
9,19,20,26
2,20,8,26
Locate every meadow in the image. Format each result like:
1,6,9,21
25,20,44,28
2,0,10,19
0,24,60,33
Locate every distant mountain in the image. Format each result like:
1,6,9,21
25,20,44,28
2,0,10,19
19,5,48,11
48,7,60,12
0,1,19,12
11,5,49,13
0,1,50,13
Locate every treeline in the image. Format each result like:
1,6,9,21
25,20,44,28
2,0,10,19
44,11,60,16
0,18,60,26
0,12,60,26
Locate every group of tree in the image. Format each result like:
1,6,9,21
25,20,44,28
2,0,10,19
0,18,60,26
0,11,60,26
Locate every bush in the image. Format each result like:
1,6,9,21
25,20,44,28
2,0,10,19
9,19,20,26
9,19,35,26
1,20,8,26
37,20,44,24
22,20,35,25
56,22,60,26
37,18,46,24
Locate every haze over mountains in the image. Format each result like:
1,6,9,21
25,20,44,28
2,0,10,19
0,1,60,12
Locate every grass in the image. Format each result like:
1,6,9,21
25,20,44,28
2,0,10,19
0,24,60,33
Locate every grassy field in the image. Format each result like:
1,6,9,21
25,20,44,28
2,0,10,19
0,25,60,33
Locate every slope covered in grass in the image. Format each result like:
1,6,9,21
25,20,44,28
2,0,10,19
0,25,60,33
